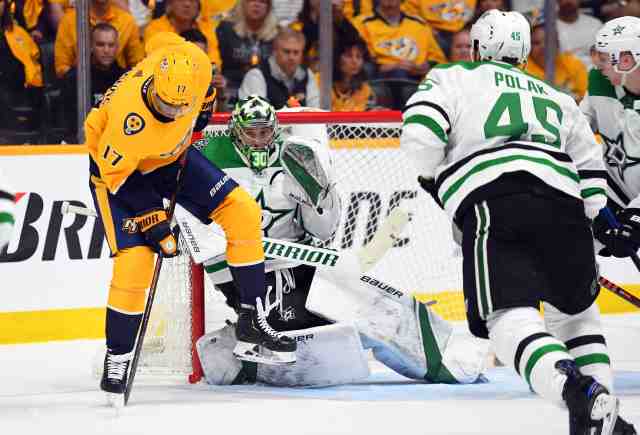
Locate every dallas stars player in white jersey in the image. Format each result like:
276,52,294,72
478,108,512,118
177,95,488,387
0,170,15,250
582,17,640,263
401,9,635,435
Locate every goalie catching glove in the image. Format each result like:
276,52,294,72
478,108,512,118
593,208,640,258
281,136,336,211
135,208,179,257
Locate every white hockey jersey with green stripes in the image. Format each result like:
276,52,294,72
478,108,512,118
401,60,607,221
580,69,640,209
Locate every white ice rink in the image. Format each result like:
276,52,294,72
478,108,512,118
2,315,639,435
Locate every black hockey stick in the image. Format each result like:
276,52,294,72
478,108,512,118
598,276,640,309
124,154,187,406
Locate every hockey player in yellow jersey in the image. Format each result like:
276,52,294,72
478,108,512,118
86,32,296,406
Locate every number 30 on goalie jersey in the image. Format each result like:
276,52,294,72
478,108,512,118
401,61,606,219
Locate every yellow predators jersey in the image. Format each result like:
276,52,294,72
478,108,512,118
85,34,212,194
524,53,588,102
353,13,447,66
402,0,476,32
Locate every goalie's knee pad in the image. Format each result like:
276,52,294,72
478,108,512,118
543,302,612,391
108,246,155,314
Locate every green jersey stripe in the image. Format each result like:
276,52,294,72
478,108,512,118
403,114,447,144
418,302,456,383
205,260,228,274
581,187,606,199
442,155,580,206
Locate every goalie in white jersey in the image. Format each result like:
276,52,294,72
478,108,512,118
176,96,487,387
401,9,635,435
582,16,640,262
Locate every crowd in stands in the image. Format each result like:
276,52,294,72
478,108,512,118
0,0,638,144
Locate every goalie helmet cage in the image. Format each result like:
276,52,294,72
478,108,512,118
141,110,464,384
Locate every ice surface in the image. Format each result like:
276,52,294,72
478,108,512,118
1,315,638,435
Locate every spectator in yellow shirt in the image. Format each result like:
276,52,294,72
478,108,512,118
0,0,43,132
524,19,588,102
332,38,378,111
54,0,144,78
144,0,222,66
353,0,446,76
200,0,236,22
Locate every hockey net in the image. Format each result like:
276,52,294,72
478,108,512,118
139,110,464,383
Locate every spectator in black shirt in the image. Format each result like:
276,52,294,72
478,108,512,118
215,0,280,106
60,22,126,142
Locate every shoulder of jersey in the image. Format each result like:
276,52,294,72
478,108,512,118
402,13,426,25
587,68,616,98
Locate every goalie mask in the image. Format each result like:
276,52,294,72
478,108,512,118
595,16,640,78
230,95,279,173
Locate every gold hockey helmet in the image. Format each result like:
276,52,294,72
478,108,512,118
152,51,196,118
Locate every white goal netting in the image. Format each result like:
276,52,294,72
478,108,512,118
141,111,464,382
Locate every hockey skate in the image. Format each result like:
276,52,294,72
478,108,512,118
557,360,619,435
100,350,131,408
233,298,297,365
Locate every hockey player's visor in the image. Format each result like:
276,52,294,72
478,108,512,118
151,89,192,119
237,125,276,148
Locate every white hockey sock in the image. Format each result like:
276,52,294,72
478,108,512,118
543,302,612,392
487,307,572,405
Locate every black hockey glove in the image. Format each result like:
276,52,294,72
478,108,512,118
194,83,216,132
135,208,180,257
593,208,640,258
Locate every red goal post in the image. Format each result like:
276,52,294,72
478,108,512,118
143,110,463,384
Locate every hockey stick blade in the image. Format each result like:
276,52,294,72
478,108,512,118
598,276,640,309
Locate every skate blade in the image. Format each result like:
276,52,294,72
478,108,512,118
233,342,296,366
592,394,619,435
106,392,125,409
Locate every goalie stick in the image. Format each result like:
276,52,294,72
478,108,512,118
61,202,411,280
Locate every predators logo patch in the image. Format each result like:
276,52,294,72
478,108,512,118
123,113,145,135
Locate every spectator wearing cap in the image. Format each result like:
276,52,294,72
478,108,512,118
239,27,320,109
54,0,144,78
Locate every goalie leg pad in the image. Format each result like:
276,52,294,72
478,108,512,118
197,322,369,387
306,274,486,383
543,302,612,392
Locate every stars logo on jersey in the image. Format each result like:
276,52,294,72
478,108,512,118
123,113,145,136
613,25,626,36
602,132,640,180
256,189,293,235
